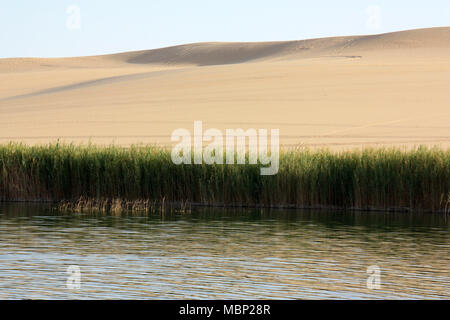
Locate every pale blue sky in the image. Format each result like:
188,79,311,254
1,0,449,58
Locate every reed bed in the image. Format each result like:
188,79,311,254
0,143,449,212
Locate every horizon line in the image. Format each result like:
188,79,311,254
2,25,449,60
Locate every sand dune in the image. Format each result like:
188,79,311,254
1,27,449,149
110,27,450,66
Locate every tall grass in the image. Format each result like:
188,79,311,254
0,143,449,212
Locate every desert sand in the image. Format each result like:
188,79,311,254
1,27,449,150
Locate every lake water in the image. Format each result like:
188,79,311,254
0,203,448,299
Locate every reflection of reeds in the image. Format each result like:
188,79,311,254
0,143,449,212
58,197,191,214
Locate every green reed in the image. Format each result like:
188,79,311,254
0,143,449,212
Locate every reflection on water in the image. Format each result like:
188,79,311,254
0,203,448,299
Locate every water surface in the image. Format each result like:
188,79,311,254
0,203,448,299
